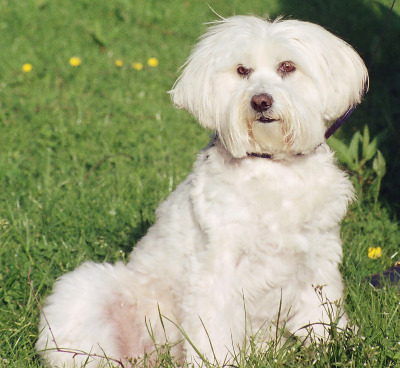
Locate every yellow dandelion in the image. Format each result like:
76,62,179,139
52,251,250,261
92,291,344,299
132,62,143,71
22,63,33,73
368,247,382,259
147,57,159,67
115,59,123,67
69,57,82,67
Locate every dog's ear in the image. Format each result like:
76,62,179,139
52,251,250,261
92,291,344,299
302,23,369,122
169,37,218,130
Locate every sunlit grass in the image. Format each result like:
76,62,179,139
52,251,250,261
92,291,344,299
0,0,399,367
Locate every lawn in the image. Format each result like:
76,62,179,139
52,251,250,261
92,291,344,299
0,0,399,367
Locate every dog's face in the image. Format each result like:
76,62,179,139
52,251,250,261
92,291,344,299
170,16,368,158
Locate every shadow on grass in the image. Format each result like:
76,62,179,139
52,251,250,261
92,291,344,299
272,0,400,215
119,210,153,255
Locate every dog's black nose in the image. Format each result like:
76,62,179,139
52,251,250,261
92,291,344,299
251,93,273,112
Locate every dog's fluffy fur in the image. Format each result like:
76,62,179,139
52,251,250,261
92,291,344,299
36,15,368,366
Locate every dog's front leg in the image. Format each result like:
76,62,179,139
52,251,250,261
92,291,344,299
180,263,248,365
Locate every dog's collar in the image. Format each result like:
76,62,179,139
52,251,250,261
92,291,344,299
204,133,320,159
247,146,322,159
324,104,358,139
247,152,273,159
248,151,306,159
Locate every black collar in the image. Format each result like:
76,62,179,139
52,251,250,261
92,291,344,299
204,133,318,160
247,152,273,159
247,151,306,159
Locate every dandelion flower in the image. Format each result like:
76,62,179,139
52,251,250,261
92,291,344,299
132,62,143,71
147,57,159,67
22,63,33,73
69,57,82,67
115,59,123,67
368,247,382,259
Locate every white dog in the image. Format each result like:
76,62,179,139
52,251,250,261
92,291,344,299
36,15,368,367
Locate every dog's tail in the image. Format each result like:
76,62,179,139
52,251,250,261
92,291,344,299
36,261,139,367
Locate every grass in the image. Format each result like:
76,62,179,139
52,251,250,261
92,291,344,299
0,0,399,367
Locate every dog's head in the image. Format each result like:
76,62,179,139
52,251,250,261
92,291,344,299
170,15,368,158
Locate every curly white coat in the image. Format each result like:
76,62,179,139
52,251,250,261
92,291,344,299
36,15,368,367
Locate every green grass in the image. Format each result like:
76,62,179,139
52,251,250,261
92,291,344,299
0,0,399,367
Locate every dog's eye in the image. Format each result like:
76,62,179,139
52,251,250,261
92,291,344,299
237,65,253,78
278,61,296,75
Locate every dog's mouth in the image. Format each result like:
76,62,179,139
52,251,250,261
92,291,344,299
257,116,278,123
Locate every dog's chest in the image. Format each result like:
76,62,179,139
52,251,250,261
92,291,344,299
190,148,349,255
183,148,352,317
